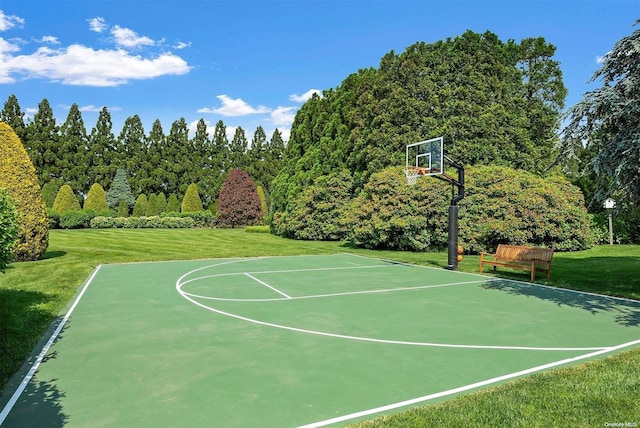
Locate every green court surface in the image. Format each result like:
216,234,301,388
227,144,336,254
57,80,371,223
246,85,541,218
2,254,639,427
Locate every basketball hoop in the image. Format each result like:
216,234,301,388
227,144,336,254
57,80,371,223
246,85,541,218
404,166,428,185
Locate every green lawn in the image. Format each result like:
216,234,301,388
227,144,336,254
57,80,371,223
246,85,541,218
1,229,639,426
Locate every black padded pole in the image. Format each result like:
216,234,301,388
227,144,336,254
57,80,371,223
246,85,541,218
448,204,459,270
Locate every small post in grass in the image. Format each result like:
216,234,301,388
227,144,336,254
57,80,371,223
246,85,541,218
603,198,616,245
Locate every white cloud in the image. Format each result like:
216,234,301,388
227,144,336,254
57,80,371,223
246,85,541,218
198,95,271,117
270,106,296,126
3,43,191,86
174,41,191,50
111,25,154,48
76,104,122,113
0,10,25,32
37,35,59,45
88,17,108,33
289,88,322,103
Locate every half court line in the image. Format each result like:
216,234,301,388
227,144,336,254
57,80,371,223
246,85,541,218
181,279,487,302
244,272,292,299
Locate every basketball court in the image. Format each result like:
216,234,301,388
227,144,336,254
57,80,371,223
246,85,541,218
2,253,639,427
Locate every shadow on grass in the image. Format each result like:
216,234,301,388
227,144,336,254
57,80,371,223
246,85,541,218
41,250,67,260
0,287,69,426
483,279,640,327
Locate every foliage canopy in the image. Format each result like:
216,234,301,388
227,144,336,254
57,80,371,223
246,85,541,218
0,122,49,261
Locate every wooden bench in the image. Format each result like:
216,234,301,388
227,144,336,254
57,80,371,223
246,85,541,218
479,244,554,281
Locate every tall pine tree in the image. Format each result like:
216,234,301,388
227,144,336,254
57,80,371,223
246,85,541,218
25,98,58,185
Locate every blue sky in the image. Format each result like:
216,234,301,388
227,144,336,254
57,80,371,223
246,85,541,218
1,0,638,143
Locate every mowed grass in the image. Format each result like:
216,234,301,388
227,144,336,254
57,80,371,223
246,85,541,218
1,228,639,426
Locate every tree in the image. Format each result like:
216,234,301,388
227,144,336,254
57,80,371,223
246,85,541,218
118,114,147,196
273,170,354,240
270,31,567,224
228,127,248,170
166,193,180,213
87,107,117,190
246,126,268,185
156,192,168,214
216,169,262,227
146,119,166,195
41,179,62,208
1,95,26,144
146,193,159,216
53,184,81,213
0,189,19,273
24,98,58,185
562,21,640,208
83,183,109,213
181,183,203,212
59,104,89,194
0,122,49,261
132,194,148,217
106,168,135,209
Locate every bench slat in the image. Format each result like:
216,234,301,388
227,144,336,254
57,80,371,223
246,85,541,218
480,244,553,281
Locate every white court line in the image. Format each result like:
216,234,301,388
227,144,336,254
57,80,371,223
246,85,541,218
182,279,487,302
0,265,103,426
176,274,604,352
244,272,291,299
297,338,640,428
178,263,397,287
346,253,640,305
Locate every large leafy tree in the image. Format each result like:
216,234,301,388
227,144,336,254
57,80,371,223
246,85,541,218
271,31,567,224
562,21,640,207
216,169,262,227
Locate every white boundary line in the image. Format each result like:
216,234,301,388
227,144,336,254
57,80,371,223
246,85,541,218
297,337,640,428
182,279,487,302
244,273,291,299
346,252,640,305
175,263,606,352
0,265,103,426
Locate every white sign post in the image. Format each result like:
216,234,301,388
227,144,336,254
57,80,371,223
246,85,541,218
603,198,616,245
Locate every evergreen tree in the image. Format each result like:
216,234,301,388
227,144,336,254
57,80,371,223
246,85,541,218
1,95,26,144
87,107,117,190
265,128,286,191
119,115,147,196
228,126,248,170
146,193,159,216
191,118,214,205
156,192,167,214
246,126,268,186
24,98,58,185
146,119,166,195
59,104,89,194
0,122,49,261
53,184,81,213
562,22,640,207
106,168,135,209
117,200,129,217
132,194,148,217
41,180,62,208
83,183,109,213
211,119,230,198
166,193,180,213
163,118,191,197
181,183,204,212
